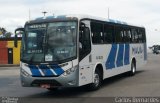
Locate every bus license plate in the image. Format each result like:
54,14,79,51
40,84,51,88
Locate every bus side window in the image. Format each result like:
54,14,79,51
134,29,139,43
131,28,138,43
138,29,143,43
104,24,114,43
91,22,103,44
123,28,131,43
142,29,146,43
128,29,132,43
115,26,124,43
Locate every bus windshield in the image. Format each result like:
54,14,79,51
21,22,77,63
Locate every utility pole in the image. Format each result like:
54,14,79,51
108,7,110,19
42,11,47,17
29,9,31,21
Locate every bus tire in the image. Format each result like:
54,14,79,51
129,61,136,76
87,69,102,91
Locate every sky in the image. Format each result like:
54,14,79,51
0,0,160,47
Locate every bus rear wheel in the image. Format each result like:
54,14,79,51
87,69,102,91
129,61,136,76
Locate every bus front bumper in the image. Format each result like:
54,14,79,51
20,68,79,88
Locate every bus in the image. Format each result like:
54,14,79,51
15,14,147,90
152,45,160,54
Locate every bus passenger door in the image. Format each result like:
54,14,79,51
79,21,92,86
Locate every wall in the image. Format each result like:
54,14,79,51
0,38,21,65
0,41,8,64
7,41,21,64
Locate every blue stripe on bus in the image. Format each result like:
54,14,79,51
50,65,64,75
29,64,64,77
39,65,54,76
124,44,130,65
105,44,117,69
29,65,42,77
116,44,124,67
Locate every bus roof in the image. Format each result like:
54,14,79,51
27,14,144,28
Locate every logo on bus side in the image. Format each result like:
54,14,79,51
96,56,103,60
132,46,143,54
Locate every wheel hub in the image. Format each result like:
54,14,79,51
94,73,100,87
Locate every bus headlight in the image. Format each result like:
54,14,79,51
63,66,77,76
21,69,30,77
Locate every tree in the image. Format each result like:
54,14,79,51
5,32,12,38
0,27,12,38
0,27,6,34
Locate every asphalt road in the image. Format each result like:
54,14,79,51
0,53,160,103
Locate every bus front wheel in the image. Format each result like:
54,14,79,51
87,69,102,91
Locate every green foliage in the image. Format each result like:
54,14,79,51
0,27,13,38
5,32,12,38
0,27,6,34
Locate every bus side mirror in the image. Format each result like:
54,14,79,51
14,28,24,48
14,35,18,48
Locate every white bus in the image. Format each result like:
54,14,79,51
15,15,147,90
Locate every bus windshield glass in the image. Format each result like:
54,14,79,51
22,22,77,63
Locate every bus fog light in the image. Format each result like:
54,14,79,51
63,66,77,76
63,69,71,76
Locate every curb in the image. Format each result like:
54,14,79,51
0,64,19,67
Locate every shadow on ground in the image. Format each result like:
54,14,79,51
26,70,146,98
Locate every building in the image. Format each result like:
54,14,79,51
0,38,21,65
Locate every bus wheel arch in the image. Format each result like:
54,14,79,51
96,64,103,80
86,64,103,91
